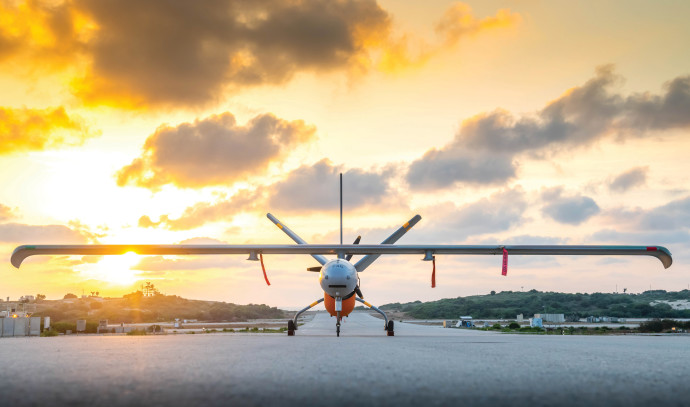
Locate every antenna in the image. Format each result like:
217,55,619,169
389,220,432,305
340,172,343,245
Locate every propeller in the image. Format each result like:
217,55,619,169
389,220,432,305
345,235,361,261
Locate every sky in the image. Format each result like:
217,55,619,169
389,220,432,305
1,0,689,308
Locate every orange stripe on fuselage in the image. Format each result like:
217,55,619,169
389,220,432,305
324,293,356,317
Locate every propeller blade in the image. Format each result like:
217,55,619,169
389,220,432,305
354,286,363,299
307,266,322,272
345,235,362,261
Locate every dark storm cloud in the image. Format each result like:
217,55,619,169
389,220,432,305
541,188,600,225
406,67,690,190
72,0,391,106
609,167,648,192
117,112,315,189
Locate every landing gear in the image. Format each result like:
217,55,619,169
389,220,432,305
288,298,324,336
355,297,394,336
336,312,341,337
386,320,394,336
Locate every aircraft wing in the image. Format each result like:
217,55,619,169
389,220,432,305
11,244,672,269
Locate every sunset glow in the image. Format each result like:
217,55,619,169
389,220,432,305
0,0,688,307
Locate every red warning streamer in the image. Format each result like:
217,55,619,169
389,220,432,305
431,257,436,288
259,253,271,286
502,248,508,276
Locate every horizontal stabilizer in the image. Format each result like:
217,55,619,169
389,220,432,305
266,213,328,265
355,214,422,272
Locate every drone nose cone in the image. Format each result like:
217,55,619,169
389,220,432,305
320,259,357,297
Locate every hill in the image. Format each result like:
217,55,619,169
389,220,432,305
29,292,286,324
380,290,690,320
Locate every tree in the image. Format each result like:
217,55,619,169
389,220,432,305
63,293,77,299
36,294,46,302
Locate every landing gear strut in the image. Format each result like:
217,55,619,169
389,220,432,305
288,298,324,336
336,311,341,337
355,297,394,336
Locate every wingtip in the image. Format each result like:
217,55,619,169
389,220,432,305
10,246,26,269
651,246,673,269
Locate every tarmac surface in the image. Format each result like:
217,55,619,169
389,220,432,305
1,311,688,407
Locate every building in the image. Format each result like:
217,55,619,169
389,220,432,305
534,313,565,323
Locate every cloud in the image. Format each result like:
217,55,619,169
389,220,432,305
2,1,520,107
266,159,394,211
415,188,527,242
137,160,395,230
138,189,260,231
541,188,600,225
406,67,690,190
0,106,96,154
638,196,690,231
0,203,15,221
406,149,515,190
117,112,315,189
0,0,83,66
601,195,690,233
378,3,520,73
70,0,395,106
435,3,520,48
0,223,91,244
609,167,648,192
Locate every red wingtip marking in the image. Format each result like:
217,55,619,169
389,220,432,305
259,253,271,286
502,248,508,276
431,257,436,288
646,246,658,251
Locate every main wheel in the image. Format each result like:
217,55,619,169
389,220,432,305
336,324,340,337
386,320,394,336
287,320,295,336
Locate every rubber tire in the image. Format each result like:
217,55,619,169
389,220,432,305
287,320,295,336
386,320,394,336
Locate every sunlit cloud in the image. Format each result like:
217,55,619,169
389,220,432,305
0,203,15,221
116,112,315,190
137,159,399,231
0,106,96,154
377,3,521,74
435,3,521,47
1,1,521,108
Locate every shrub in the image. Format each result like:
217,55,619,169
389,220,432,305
41,330,59,337
508,322,520,329
491,323,502,330
639,319,664,333
52,321,76,333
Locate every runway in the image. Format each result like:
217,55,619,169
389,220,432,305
0,312,688,406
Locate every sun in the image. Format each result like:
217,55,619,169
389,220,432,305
76,252,142,286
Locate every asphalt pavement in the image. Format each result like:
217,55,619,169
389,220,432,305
0,312,688,407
